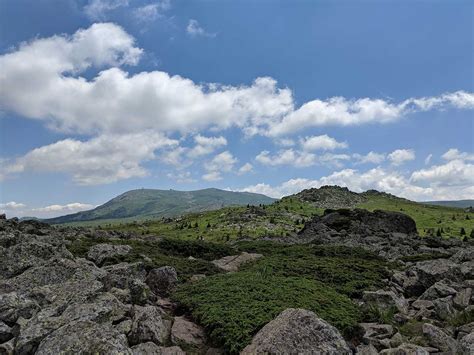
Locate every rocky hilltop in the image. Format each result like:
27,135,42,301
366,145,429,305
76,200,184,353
290,185,368,208
1,209,473,354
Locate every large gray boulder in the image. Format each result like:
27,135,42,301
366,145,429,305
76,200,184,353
128,305,172,346
411,259,461,291
87,243,132,266
102,262,147,290
145,266,178,296
241,308,350,354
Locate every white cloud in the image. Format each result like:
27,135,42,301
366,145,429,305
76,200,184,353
1,132,177,185
202,171,222,182
238,163,253,175
256,149,317,168
442,148,474,162
0,201,26,209
33,203,94,213
424,154,433,165
187,135,227,158
186,19,216,38
133,1,171,22
353,151,386,164
1,24,473,186
268,92,474,136
205,151,237,173
84,0,129,20
300,134,348,151
388,149,415,166
1,24,471,139
411,159,474,187
240,163,473,201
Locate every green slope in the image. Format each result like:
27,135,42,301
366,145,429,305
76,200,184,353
102,186,474,240
44,188,275,224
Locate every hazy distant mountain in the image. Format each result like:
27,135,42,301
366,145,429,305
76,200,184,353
44,188,275,224
422,200,474,209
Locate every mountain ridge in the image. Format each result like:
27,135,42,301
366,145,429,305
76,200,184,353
44,188,276,224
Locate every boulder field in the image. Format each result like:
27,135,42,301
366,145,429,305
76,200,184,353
0,209,473,354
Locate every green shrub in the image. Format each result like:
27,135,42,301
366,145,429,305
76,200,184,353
173,272,360,353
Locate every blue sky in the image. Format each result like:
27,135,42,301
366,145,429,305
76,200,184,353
0,0,473,218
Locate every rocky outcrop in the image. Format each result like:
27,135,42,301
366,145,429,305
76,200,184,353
292,209,465,260
241,308,351,354
211,252,263,272
0,218,211,354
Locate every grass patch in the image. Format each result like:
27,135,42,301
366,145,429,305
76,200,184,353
172,272,360,353
448,307,474,327
400,252,450,263
236,241,391,297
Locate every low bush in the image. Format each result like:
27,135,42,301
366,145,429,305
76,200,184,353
173,272,360,353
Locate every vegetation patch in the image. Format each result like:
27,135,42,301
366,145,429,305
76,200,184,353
236,241,391,297
172,272,360,353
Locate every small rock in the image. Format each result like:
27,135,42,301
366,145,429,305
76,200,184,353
422,323,458,353
212,252,263,272
145,266,178,296
390,332,404,348
0,320,13,343
453,287,472,309
189,274,206,283
356,344,378,354
432,296,457,320
459,332,474,354
131,342,186,355
171,316,207,350
242,308,351,354
128,305,172,346
363,290,409,314
411,299,434,310
420,280,457,300
379,343,430,355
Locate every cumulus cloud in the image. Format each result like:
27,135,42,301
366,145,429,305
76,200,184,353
201,151,237,181
1,24,473,185
238,163,253,175
410,159,474,187
1,132,177,185
353,151,386,164
441,148,474,162
133,1,171,22
388,149,416,166
256,149,317,168
300,134,347,151
268,92,474,136
186,19,216,38
187,135,227,158
0,201,26,210
166,171,196,183
84,0,129,20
